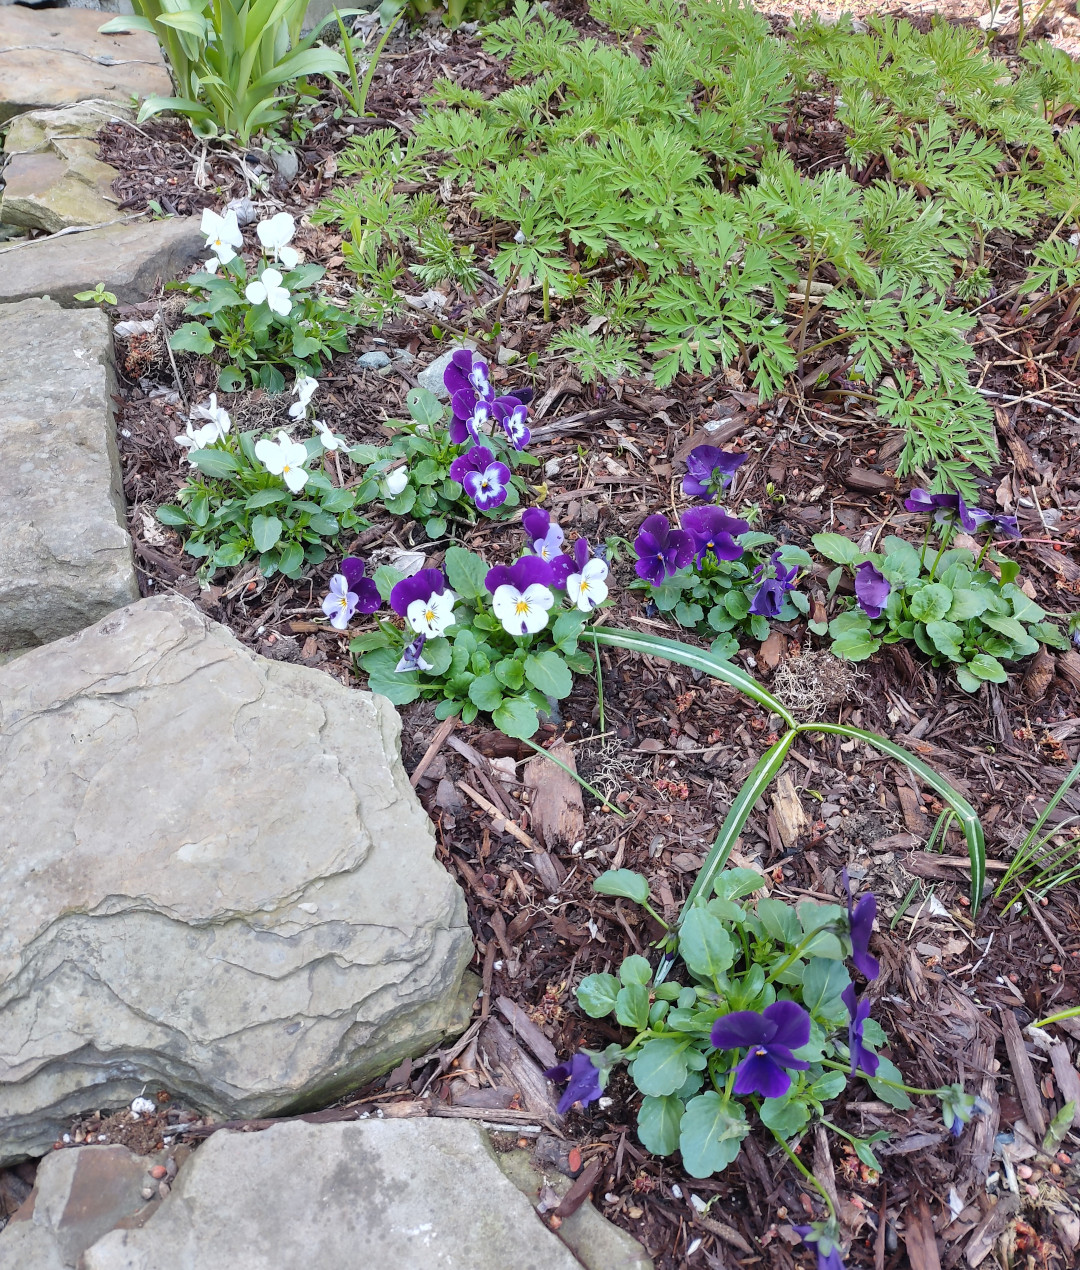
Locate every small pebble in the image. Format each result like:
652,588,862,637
158,1180,171,1199
357,350,392,371
150,1165,168,1180
141,1187,155,1201
1017,1164,1033,1180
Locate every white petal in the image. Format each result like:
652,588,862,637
201,207,223,238
245,281,267,305
384,467,410,496
279,244,299,270
491,585,522,623
520,584,554,610
283,465,308,493
583,558,609,583
254,438,283,473
215,243,236,265
220,209,243,248
257,212,295,250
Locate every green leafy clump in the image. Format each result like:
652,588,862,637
813,531,1068,690
348,386,538,534
328,0,1080,495
158,432,366,580
572,865,977,1180
351,546,597,737
169,258,352,393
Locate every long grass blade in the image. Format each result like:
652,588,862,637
797,722,986,908
590,627,796,727
519,736,628,818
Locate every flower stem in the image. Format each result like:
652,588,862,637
927,520,955,582
772,1131,836,1220
816,1057,939,1097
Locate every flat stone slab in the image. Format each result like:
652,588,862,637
0,216,205,306
0,8,171,123
0,297,138,654
0,595,474,1165
0,1145,162,1270
82,1120,583,1270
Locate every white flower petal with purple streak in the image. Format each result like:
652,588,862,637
492,582,554,636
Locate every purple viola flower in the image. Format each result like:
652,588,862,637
340,556,381,614
967,509,1021,539
748,551,799,618
390,568,446,618
843,868,880,981
682,506,750,565
523,507,564,562
443,348,490,400
485,554,554,596
501,401,531,450
682,445,748,500
449,444,511,511
841,984,879,1078
854,561,890,619
321,574,359,630
395,634,432,674
543,1051,603,1115
634,513,694,586
904,489,981,533
793,1224,847,1270
710,1000,811,1099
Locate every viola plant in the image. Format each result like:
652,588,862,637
168,209,352,392
632,500,813,656
157,383,366,580
547,865,981,1267
336,513,609,738
349,352,539,538
814,488,1068,691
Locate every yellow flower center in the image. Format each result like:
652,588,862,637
283,464,291,474
425,608,435,622
515,599,530,615
580,579,590,593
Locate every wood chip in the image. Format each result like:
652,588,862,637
1000,1009,1047,1136
552,1158,603,1219
1047,1041,1080,1129
522,740,585,850
1022,646,1057,701
904,1195,943,1270
496,996,558,1071
771,770,810,848
964,1194,1019,1268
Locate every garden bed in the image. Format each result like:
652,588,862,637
86,2,1080,1266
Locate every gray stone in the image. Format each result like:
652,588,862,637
301,0,378,34
0,9,172,123
0,216,206,307
0,144,120,234
0,1145,161,1270
270,146,299,183
3,99,134,156
81,1120,582,1270
0,297,139,655
0,594,474,1165
417,344,475,400
496,1149,654,1270
356,349,391,370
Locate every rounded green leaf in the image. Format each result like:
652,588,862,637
811,532,860,565
577,973,619,1018
524,650,573,699
679,907,735,981
406,386,444,428
593,869,650,904
630,1038,690,1098
190,448,241,479
925,619,964,660
443,546,489,601
966,652,1008,682
615,983,650,1029
678,1092,749,1178
491,696,539,740
637,1095,683,1156
468,672,503,712
619,954,653,986
759,1096,810,1137
909,584,953,622
156,504,189,526
251,514,283,553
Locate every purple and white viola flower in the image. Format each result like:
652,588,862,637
390,569,456,637
463,399,493,446
321,574,359,631
396,634,432,674
340,556,381,615
904,488,982,533
854,561,890,619
633,514,694,586
449,445,511,511
501,401,531,450
566,538,609,612
486,557,556,636
682,445,747,500
681,506,750,565
748,551,799,618
522,507,565,562
710,1001,812,1100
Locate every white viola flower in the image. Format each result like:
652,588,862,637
314,419,346,451
566,558,609,612
200,207,243,265
174,421,221,460
288,375,319,419
189,393,231,442
257,212,299,269
406,589,456,637
245,268,291,316
384,466,410,497
254,430,309,493
492,582,555,636
204,257,221,275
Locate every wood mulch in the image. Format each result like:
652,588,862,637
4,5,1078,1268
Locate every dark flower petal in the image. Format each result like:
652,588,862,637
844,869,881,981
449,444,495,486
733,1049,792,1099
353,577,381,615
710,1010,773,1050
854,561,891,620
390,569,446,617
340,556,367,589
762,1000,811,1051
549,553,576,589
544,1051,602,1114
522,508,550,543
486,556,554,595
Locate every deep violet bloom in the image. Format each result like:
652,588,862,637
904,488,982,533
854,561,891,619
543,1052,603,1114
841,984,879,1078
843,868,880,982
793,1224,847,1270
682,445,748,500
710,1001,811,1099
634,513,694,586
681,506,750,565
339,556,382,614
748,551,798,618
975,510,1021,539
449,444,511,511
484,554,554,596
522,508,564,562
390,568,446,618
395,634,432,674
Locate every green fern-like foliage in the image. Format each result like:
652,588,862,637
326,0,1080,493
